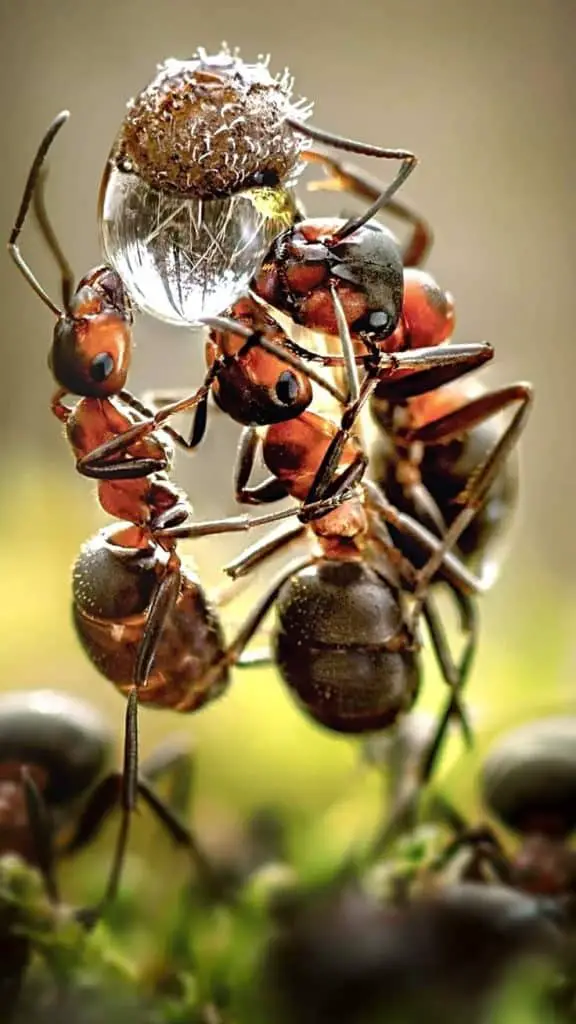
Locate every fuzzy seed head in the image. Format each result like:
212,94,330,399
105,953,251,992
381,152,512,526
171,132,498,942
113,45,314,199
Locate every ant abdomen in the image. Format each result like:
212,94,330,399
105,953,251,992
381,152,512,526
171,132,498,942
72,527,229,710
0,690,112,808
273,559,420,733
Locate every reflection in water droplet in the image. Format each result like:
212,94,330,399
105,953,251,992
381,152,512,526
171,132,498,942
99,167,296,326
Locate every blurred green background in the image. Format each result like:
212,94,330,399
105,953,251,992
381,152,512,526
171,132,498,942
0,0,574,883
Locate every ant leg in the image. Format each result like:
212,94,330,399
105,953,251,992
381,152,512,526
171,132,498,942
75,370,220,478
374,342,494,404
364,480,483,596
301,451,367,521
287,117,417,240
140,738,194,817
234,427,290,505
224,520,306,580
303,149,433,266
303,343,493,506
122,387,211,453
428,799,511,884
406,382,533,448
422,595,474,751
58,773,120,857
51,388,70,424
60,742,197,856
420,591,478,786
66,772,216,925
175,556,316,712
94,571,181,919
410,384,534,617
21,769,59,903
154,494,352,539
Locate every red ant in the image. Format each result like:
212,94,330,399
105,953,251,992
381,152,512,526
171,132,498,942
295,153,531,579
213,319,496,789
7,112,351,918
247,152,532,774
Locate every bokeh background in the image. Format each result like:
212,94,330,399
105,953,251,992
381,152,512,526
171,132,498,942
0,0,574,883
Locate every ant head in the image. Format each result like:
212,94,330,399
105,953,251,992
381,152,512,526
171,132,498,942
9,112,133,398
49,267,133,397
254,217,404,345
207,298,313,426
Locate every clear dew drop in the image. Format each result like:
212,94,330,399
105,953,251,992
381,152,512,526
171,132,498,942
99,167,296,326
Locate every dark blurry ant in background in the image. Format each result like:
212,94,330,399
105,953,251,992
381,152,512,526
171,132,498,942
8,113,353,917
430,715,576,916
263,873,559,1024
0,689,205,906
0,684,206,1019
0,688,205,1015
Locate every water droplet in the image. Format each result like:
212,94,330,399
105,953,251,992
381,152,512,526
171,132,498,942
99,166,296,326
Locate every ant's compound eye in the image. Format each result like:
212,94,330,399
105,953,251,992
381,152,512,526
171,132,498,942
252,169,281,187
275,370,301,405
90,352,115,382
369,311,394,333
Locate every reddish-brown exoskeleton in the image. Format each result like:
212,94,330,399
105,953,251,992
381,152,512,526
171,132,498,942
8,112,350,917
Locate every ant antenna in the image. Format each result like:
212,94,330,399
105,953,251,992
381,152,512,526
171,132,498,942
333,155,416,242
33,166,75,311
287,117,417,241
8,110,70,317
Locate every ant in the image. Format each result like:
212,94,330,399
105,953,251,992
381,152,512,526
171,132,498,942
296,152,532,584
215,315,498,790
0,687,208,1016
428,715,576,922
8,113,354,916
253,152,533,768
0,688,208,931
